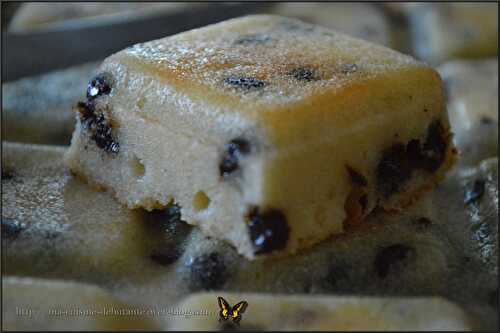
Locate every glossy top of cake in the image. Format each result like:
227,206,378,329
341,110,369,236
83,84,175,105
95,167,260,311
110,15,426,107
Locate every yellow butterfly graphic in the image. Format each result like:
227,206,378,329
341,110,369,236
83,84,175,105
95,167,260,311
217,296,248,324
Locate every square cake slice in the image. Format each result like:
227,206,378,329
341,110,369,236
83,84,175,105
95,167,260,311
66,15,456,259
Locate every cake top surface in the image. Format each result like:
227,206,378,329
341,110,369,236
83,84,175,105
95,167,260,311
114,15,424,107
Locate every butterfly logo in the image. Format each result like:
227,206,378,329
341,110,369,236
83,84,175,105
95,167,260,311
217,296,248,325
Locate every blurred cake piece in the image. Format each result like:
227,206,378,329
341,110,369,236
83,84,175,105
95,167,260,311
436,157,498,276
171,292,473,330
2,142,191,282
269,3,392,47
409,3,498,64
2,62,99,145
8,2,199,32
66,15,456,259
2,277,157,330
438,59,498,166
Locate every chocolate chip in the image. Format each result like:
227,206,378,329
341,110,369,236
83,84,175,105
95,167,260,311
219,138,251,178
340,64,357,74
420,120,448,172
288,68,316,82
374,244,416,279
149,248,181,266
90,113,119,153
87,73,112,99
188,252,227,291
141,203,191,239
464,179,486,205
76,101,119,154
346,166,368,187
234,34,271,45
376,120,449,198
406,139,422,164
247,207,289,255
376,143,411,198
1,218,25,240
224,77,265,90
76,101,96,123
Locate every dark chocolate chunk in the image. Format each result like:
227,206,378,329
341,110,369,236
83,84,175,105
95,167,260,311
374,244,416,279
90,114,117,152
89,113,119,153
76,101,119,154
234,34,272,45
406,139,422,165
149,248,181,266
141,203,191,238
376,143,411,198
87,73,112,99
247,207,289,255
420,120,448,172
288,68,316,82
188,252,227,291
1,218,25,240
464,179,486,205
224,77,265,90
76,100,120,153
376,120,449,198
219,138,251,178
76,101,96,124
346,166,368,187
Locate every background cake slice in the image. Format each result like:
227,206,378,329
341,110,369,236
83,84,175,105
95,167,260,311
2,277,157,330
171,292,473,330
438,59,498,166
65,15,456,259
